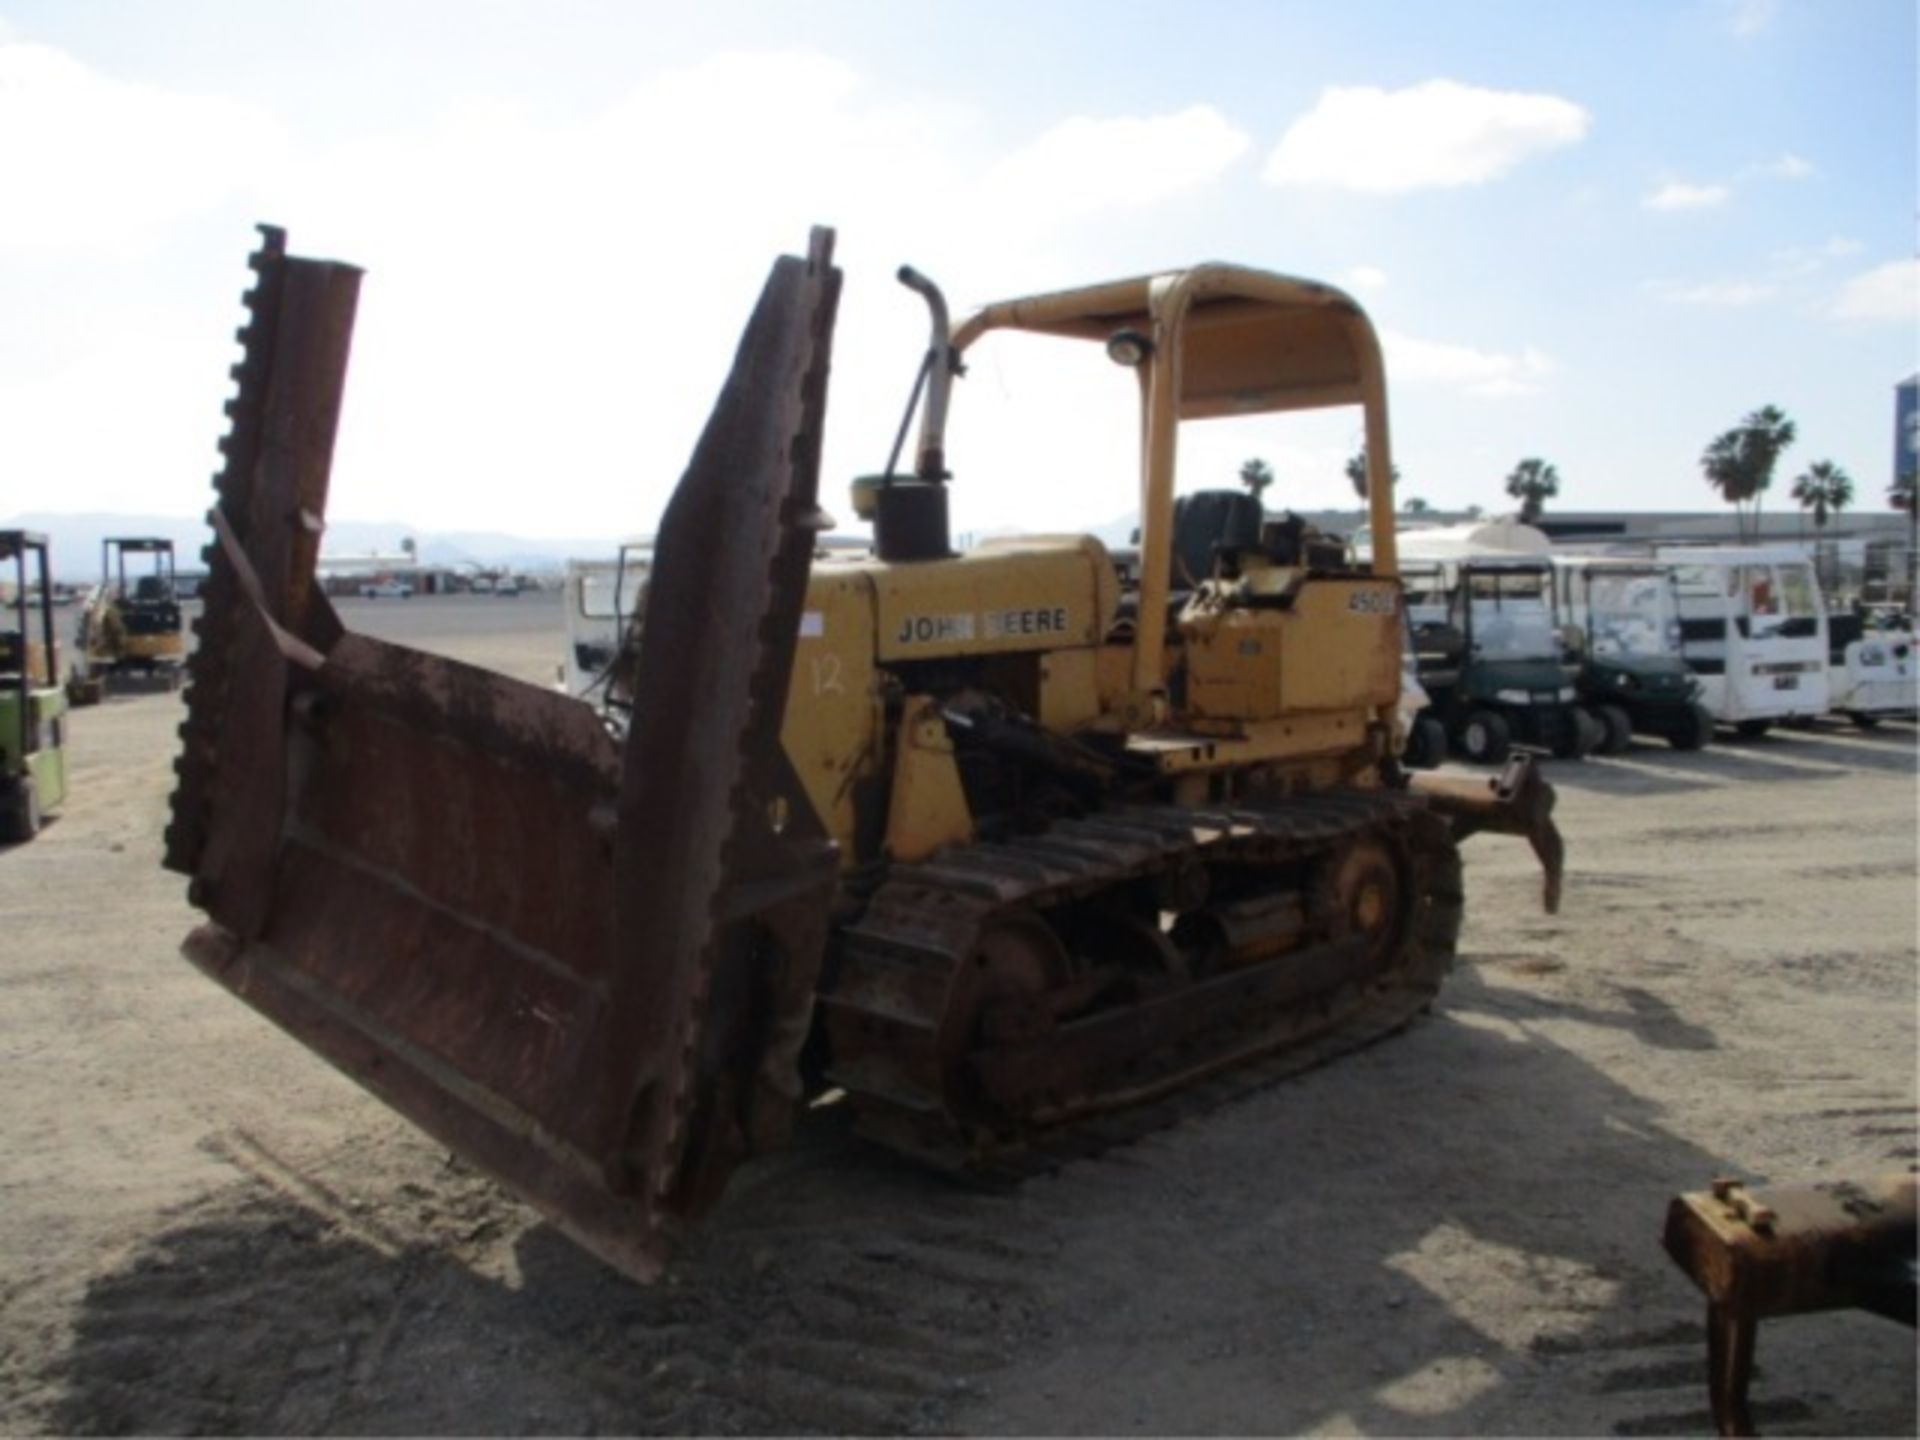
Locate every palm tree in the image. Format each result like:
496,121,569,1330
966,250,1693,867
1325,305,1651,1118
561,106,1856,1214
1344,448,1400,501
1700,405,1796,541
1789,461,1853,531
1402,496,1431,515
1238,458,1275,507
1503,458,1559,524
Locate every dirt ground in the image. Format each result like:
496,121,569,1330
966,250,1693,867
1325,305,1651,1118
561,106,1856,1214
1,593,1914,1437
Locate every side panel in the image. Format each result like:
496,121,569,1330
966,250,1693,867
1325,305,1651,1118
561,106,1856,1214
874,546,1107,662
1279,581,1401,713
785,570,882,859
1673,558,1831,722
1182,578,1400,721
27,689,67,809
1723,647,1830,720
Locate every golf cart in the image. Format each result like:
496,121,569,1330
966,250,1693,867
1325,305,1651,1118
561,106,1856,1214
1826,604,1916,728
1394,521,1598,764
1556,557,1713,751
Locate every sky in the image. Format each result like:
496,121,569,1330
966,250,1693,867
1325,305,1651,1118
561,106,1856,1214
0,0,1914,544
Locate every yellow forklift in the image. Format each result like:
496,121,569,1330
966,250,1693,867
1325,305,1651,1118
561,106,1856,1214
1,531,70,843
72,536,186,700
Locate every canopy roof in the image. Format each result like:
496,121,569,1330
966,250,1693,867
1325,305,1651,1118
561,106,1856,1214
1394,519,1554,562
953,264,1377,420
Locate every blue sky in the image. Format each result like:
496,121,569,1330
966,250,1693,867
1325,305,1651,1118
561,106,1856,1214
1,0,1913,540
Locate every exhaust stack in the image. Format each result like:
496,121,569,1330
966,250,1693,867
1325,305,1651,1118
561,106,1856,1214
897,264,952,481
870,265,954,561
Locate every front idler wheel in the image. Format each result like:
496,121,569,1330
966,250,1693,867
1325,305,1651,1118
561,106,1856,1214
1321,835,1412,978
943,914,1072,1124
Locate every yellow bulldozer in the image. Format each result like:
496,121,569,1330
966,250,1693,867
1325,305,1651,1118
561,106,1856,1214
165,226,1562,1280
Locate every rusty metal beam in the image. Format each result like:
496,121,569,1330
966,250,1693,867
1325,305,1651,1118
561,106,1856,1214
1664,1173,1917,1436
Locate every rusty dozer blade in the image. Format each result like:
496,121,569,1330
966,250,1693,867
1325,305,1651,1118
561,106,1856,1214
1407,752,1564,913
165,225,842,1281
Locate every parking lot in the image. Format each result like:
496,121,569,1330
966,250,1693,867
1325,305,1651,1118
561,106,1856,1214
1,593,1913,1436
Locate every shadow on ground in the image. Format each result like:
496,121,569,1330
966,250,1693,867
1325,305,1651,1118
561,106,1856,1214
43,980,1917,1437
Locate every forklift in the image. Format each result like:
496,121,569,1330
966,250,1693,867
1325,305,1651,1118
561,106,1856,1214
72,536,185,700
1,531,70,843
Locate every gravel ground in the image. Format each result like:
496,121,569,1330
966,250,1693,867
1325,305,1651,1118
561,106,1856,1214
0,592,1913,1436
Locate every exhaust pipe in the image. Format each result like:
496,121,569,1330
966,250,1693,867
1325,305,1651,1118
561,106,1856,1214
866,265,956,561
897,265,952,481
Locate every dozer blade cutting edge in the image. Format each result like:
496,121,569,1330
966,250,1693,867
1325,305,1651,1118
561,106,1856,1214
166,224,843,1281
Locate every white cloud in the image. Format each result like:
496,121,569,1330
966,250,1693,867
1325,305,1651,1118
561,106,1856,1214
1262,80,1589,194
1642,180,1731,211
1831,259,1920,323
1382,330,1554,398
257,50,982,535
1652,233,1869,308
1725,0,1779,38
1652,279,1777,306
1767,235,1862,278
1344,265,1389,292
0,36,284,251
243,62,1269,538
1644,154,1808,215
981,105,1249,222
1,37,1286,541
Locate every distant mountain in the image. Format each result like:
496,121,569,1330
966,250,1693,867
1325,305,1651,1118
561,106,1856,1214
325,522,613,572
2,512,614,581
8,503,1392,583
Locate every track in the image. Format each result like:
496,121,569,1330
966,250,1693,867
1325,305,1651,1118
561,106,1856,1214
823,788,1465,1175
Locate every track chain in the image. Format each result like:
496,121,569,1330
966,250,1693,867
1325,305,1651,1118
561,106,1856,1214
823,788,1464,1175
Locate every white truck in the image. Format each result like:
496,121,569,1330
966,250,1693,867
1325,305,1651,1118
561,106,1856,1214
1658,547,1829,736
559,541,651,704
